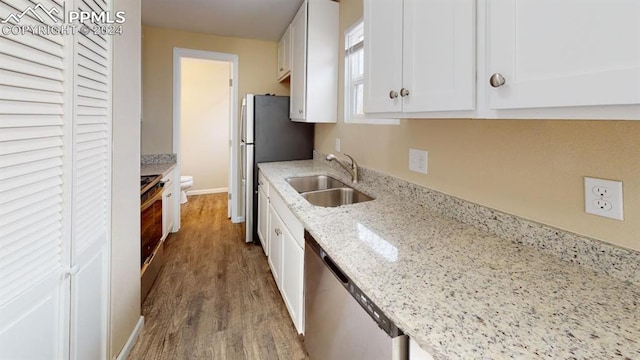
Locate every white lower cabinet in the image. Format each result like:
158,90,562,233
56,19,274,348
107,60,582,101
268,204,284,289
281,225,304,334
162,169,175,241
257,173,270,255
260,173,305,334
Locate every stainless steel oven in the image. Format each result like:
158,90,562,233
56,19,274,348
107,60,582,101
140,175,164,302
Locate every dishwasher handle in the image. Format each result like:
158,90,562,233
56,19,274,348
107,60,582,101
320,250,349,285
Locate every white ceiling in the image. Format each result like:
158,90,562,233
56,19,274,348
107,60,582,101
141,0,305,41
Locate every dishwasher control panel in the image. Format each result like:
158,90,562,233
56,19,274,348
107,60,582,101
348,280,403,337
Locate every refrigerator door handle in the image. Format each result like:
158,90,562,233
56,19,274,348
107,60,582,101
240,142,246,181
244,144,254,243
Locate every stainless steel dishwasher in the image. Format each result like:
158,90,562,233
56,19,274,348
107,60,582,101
304,231,408,360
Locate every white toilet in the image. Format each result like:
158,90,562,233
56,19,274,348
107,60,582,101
180,175,193,204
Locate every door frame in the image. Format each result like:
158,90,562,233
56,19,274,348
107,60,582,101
172,48,240,226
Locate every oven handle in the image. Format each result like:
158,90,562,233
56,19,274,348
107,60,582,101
141,187,163,212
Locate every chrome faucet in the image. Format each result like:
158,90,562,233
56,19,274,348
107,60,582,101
326,153,359,183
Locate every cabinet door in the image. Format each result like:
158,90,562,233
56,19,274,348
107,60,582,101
488,0,640,110
257,185,269,256
281,231,304,334
277,26,292,81
402,0,475,112
268,204,283,289
277,36,285,80
363,0,403,113
162,172,174,241
290,1,308,119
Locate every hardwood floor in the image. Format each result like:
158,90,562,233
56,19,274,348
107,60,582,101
129,194,309,360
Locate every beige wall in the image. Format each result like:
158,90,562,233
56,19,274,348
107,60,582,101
180,58,230,191
315,0,640,252
141,25,289,154
111,0,141,358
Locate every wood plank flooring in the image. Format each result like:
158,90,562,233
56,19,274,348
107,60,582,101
128,194,309,360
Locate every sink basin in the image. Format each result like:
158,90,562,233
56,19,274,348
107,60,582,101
301,188,374,207
286,175,348,193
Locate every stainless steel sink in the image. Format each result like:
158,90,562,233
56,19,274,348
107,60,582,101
286,175,348,193
301,188,373,207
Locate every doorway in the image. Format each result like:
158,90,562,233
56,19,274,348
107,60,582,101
172,48,240,226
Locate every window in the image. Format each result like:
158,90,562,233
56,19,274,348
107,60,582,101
344,20,399,125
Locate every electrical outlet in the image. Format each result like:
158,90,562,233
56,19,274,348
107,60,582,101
409,148,428,174
335,138,341,152
584,177,623,220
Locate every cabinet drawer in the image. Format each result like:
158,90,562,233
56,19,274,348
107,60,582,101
270,189,304,248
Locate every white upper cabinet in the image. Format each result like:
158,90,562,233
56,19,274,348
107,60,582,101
290,3,307,120
364,0,476,116
487,0,640,111
277,25,292,82
289,0,339,123
363,0,403,113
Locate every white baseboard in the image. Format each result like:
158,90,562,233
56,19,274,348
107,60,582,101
232,216,245,224
116,316,144,360
187,188,228,196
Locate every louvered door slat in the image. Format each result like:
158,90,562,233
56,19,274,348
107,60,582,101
0,165,61,194
0,1,67,356
0,200,60,236
0,69,63,93
0,85,63,105
0,37,64,68
77,85,107,101
0,52,63,80
0,221,60,262
0,244,61,301
77,76,107,93
0,156,61,180
1,231,61,278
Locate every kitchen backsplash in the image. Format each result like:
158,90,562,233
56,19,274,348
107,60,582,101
141,153,177,165
314,151,640,286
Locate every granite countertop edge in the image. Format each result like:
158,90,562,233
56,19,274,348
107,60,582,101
258,160,640,360
140,162,176,177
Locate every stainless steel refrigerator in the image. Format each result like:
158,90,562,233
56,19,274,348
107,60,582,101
241,94,314,244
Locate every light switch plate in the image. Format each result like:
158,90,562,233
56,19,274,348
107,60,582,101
335,138,341,152
409,148,428,174
584,177,623,221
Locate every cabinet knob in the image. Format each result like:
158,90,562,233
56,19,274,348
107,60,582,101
275,228,282,236
298,109,303,114
400,88,410,97
279,67,284,71
489,73,506,88
389,90,399,99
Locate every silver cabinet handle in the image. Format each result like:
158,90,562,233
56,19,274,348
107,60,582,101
389,90,399,99
400,88,410,97
489,73,506,88
274,228,282,236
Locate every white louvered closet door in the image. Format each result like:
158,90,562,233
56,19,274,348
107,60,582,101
0,1,72,359
70,0,111,359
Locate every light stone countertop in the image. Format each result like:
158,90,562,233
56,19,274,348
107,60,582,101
258,160,640,360
140,162,176,177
